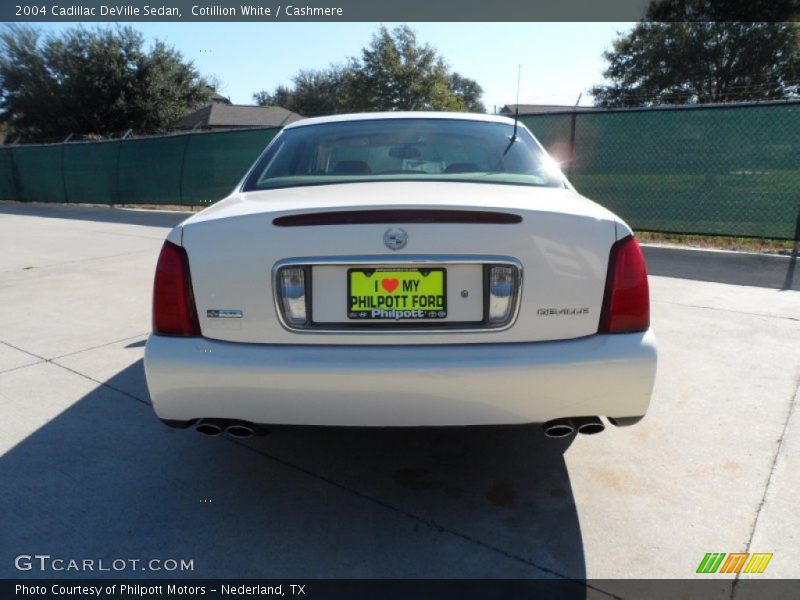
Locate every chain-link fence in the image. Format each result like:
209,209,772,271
0,126,280,207
1,101,799,239
521,101,800,240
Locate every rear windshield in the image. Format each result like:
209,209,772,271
242,118,565,191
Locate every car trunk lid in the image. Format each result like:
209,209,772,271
180,182,624,345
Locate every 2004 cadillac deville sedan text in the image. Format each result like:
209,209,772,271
144,112,657,439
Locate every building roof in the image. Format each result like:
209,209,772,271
499,104,599,115
175,103,304,130
210,90,231,104
285,111,514,129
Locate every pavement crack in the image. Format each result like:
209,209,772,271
0,337,151,407
0,339,48,374
730,374,800,599
0,359,46,376
50,333,149,360
0,339,47,361
50,360,152,407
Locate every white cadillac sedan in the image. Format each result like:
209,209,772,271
144,112,656,439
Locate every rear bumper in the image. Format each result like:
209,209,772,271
144,331,657,427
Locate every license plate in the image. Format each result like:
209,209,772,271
348,268,447,320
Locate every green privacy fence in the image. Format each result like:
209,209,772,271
521,101,800,240
0,126,280,207
1,102,799,239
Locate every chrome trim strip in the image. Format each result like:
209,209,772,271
272,255,523,334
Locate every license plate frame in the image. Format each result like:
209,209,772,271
347,267,448,321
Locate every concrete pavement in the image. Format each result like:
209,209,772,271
0,202,798,593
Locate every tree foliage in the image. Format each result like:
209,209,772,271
253,67,346,117
254,26,485,115
592,0,800,107
0,25,212,139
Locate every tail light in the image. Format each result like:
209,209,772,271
152,241,201,336
599,235,650,334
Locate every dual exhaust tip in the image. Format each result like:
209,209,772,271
195,419,258,439
543,416,605,438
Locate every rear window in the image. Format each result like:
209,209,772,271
242,118,565,191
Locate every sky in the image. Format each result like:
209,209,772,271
29,22,634,110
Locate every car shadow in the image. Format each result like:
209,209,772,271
0,360,586,589
0,201,190,229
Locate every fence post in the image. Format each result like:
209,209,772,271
113,139,122,208
178,132,192,208
8,146,21,202
782,204,800,290
567,111,577,178
60,134,72,204
565,93,582,178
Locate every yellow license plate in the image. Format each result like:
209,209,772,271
348,268,447,320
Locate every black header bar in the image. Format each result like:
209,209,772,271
3,0,799,23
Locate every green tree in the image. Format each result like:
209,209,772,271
591,1,800,107
447,72,485,113
0,25,212,139
253,25,485,115
341,26,484,112
254,67,346,117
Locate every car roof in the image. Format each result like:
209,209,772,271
283,111,516,129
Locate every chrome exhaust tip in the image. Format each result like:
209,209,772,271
543,418,575,438
608,416,645,427
573,416,605,435
195,420,223,436
225,423,255,439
